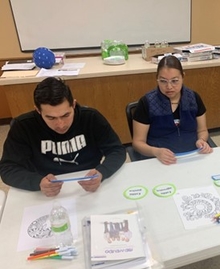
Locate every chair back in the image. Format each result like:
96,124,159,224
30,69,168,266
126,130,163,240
125,101,150,161
125,101,138,138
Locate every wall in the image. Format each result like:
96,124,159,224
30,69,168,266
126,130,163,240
1,0,220,120
1,0,220,60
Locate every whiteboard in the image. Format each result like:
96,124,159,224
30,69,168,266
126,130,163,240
10,0,191,52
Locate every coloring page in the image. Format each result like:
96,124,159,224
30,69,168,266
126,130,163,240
173,185,220,229
17,197,77,251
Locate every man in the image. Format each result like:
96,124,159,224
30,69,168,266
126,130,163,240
0,77,126,196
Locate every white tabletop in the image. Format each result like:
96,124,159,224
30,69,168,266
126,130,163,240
0,189,6,222
1,147,220,269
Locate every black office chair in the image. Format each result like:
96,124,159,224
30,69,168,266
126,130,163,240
125,101,151,162
125,101,217,162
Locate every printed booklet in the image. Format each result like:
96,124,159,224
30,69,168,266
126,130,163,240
87,214,149,269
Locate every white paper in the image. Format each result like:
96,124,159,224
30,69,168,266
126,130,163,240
17,197,77,251
174,43,215,53
175,149,201,159
36,68,79,77
60,62,85,69
1,62,36,71
173,185,220,229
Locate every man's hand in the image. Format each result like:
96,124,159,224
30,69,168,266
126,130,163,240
78,169,102,192
40,174,63,197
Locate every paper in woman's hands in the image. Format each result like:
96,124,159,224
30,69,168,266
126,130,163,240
175,148,202,159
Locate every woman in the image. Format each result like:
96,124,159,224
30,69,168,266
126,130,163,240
132,55,213,165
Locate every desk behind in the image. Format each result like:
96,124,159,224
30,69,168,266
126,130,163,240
1,55,220,143
1,147,220,269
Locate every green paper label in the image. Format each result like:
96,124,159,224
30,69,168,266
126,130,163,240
152,183,176,198
123,185,148,200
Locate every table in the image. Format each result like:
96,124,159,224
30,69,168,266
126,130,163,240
0,189,6,222
1,147,220,269
1,54,220,144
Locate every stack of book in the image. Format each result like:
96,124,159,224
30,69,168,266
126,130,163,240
212,46,220,59
151,53,183,64
1,60,36,71
82,213,163,269
174,43,215,62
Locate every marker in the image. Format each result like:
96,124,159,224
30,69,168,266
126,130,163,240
211,174,220,181
213,213,220,223
28,246,77,260
50,174,98,183
45,255,74,260
30,246,72,256
27,251,59,260
30,248,58,256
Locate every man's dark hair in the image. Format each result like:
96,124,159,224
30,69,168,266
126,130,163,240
34,77,74,111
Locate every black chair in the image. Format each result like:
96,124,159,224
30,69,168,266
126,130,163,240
125,101,150,162
125,101,217,162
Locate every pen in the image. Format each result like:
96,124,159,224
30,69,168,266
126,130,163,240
44,255,74,260
27,251,59,260
30,248,59,256
28,251,76,261
50,174,98,183
30,246,73,256
28,250,66,260
28,246,77,260
211,174,220,181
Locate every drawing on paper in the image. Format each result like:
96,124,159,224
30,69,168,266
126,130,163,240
27,214,52,239
17,197,77,252
103,220,132,244
173,185,220,229
180,192,220,221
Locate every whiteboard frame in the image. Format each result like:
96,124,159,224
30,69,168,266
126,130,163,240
10,0,191,52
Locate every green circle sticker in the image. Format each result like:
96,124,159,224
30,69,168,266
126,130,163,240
152,183,176,198
123,185,148,200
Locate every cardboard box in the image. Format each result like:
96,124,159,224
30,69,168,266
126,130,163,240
142,46,174,61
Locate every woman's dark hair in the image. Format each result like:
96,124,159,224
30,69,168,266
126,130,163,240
34,77,73,110
156,55,184,78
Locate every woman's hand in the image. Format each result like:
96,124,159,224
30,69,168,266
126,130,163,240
154,148,177,165
196,139,213,154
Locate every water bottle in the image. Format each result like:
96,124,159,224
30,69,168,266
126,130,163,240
154,40,160,48
144,40,150,49
101,40,112,59
161,40,168,48
50,201,74,247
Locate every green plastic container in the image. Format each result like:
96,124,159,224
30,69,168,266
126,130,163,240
101,40,128,60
